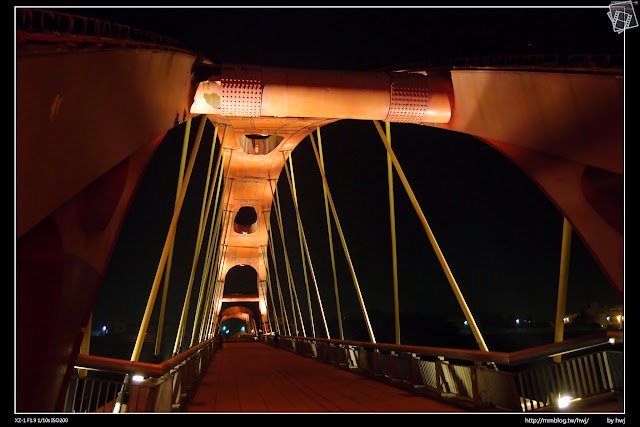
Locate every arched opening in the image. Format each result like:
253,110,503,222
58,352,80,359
233,206,258,234
220,306,259,338
239,134,284,155
224,264,259,297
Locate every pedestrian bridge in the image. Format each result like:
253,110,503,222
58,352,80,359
70,332,623,413
15,9,624,414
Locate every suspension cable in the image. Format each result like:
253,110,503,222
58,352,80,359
189,125,227,346
205,264,225,338
272,182,306,336
175,123,220,351
261,244,279,334
209,243,229,336
205,155,235,339
282,151,314,336
309,129,376,343
208,211,233,337
200,163,230,342
154,116,192,359
265,210,291,335
553,217,572,363
283,152,330,338
196,144,227,342
385,122,401,345
130,114,207,362
316,128,344,340
373,120,489,352
174,148,234,354
168,116,210,353
199,147,231,340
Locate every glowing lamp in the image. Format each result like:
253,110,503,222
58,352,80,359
557,395,572,409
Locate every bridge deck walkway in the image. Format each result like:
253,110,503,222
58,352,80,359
184,341,467,413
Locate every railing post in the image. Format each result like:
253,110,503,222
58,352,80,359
338,345,348,366
152,374,174,412
409,354,422,387
389,352,399,381
435,357,451,395
369,350,380,376
472,362,482,409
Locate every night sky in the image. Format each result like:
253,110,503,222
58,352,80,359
68,7,626,350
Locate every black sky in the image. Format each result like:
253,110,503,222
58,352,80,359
73,6,626,349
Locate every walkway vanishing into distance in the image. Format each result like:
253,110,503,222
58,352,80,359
185,341,465,413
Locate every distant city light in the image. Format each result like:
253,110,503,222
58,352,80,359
463,320,468,326
222,326,226,331
241,326,245,332
101,325,108,334
516,319,520,325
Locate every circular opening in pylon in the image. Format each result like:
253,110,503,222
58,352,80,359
234,206,258,234
239,134,284,155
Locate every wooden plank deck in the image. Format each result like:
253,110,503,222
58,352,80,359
184,341,467,413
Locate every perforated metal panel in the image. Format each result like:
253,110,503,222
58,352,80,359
220,67,263,117
385,73,431,122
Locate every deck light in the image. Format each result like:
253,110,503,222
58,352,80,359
557,395,572,409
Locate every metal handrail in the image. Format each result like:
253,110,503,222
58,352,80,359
381,52,623,73
74,337,214,377
273,330,622,365
266,330,623,412
66,337,219,412
16,8,191,53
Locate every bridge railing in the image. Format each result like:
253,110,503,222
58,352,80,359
16,8,189,52
383,52,623,74
65,337,220,413
264,331,623,412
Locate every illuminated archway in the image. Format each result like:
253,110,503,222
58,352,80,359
220,305,258,337
224,264,259,297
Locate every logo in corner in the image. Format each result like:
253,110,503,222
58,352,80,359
608,1,638,33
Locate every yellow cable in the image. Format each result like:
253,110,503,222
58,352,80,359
273,184,305,336
309,129,376,343
261,244,279,334
191,125,226,345
130,115,206,362
554,218,572,363
266,210,291,335
386,122,401,345
199,146,229,340
174,119,218,351
208,174,234,338
316,128,344,340
154,117,192,357
177,123,219,350
284,152,330,338
373,120,488,352
283,152,314,336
